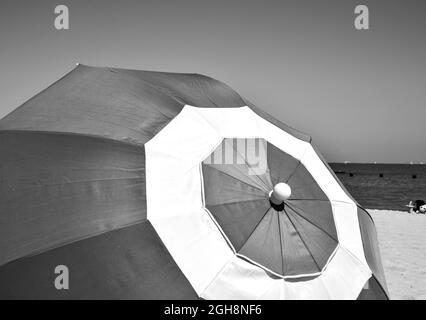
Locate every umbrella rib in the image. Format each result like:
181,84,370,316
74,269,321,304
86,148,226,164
224,139,271,192
237,206,272,252
207,198,268,209
285,202,338,242
288,181,324,192
277,211,285,275
0,129,145,148
283,207,321,271
8,176,143,191
288,199,329,201
284,160,302,184
203,164,266,193
289,199,355,205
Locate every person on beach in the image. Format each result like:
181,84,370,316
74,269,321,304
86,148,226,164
407,200,426,214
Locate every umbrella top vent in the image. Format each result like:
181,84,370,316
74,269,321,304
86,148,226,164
269,182,291,209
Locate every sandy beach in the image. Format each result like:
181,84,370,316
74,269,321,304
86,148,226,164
368,209,426,300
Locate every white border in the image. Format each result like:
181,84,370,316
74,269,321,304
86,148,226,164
145,105,371,299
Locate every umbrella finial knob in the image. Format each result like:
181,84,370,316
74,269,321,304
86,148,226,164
269,183,291,205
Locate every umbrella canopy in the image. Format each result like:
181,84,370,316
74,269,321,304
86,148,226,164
201,137,338,278
0,65,388,299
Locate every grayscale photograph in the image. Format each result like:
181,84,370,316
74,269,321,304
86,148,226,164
0,0,425,306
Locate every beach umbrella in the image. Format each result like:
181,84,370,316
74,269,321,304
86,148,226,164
0,65,388,299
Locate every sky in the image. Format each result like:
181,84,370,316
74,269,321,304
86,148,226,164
0,0,425,163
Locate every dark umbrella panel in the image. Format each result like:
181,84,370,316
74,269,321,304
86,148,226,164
0,65,388,299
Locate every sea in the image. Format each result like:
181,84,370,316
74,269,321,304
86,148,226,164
329,163,426,211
